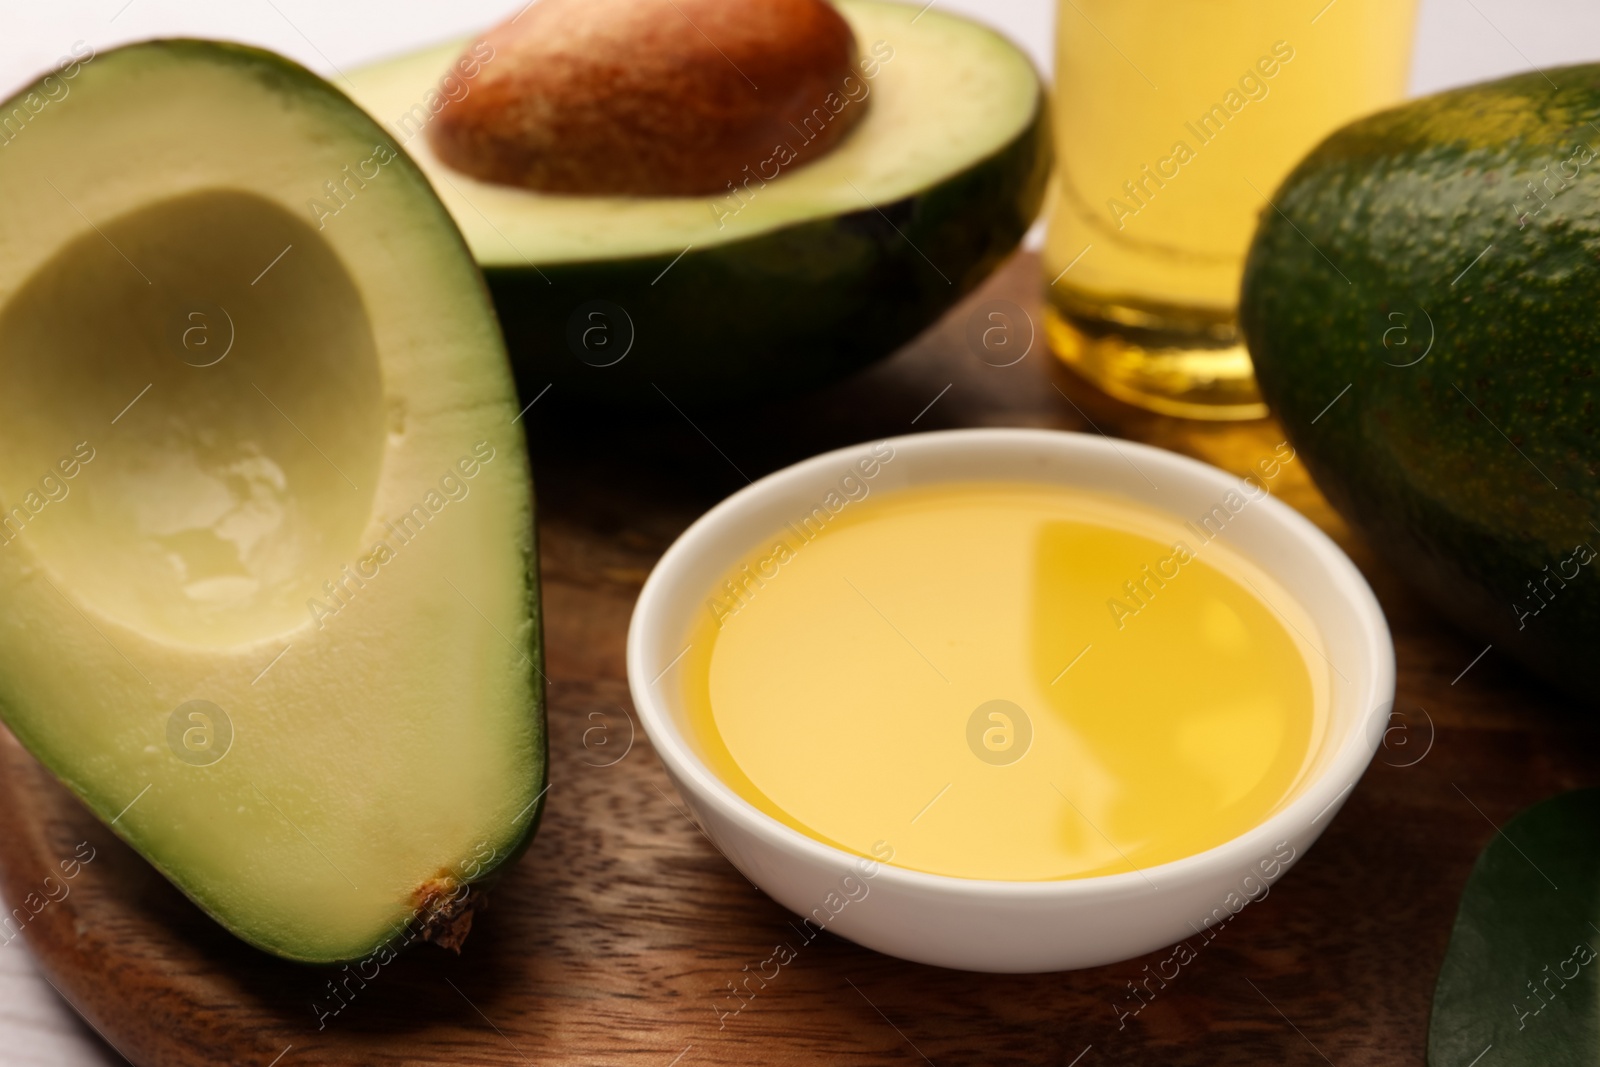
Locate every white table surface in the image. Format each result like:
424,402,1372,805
1,1,1595,1063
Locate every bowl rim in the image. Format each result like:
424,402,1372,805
626,426,1395,901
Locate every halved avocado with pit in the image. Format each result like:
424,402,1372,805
0,41,545,963
344,0,1050,403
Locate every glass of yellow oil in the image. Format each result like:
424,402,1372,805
1044,0,1418,420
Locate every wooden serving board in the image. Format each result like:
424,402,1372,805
1,253,1594,1066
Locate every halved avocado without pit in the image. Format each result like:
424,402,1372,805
0,42,545,963
344,0,1051,403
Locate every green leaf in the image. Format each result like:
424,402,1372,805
1430,789,1600,1066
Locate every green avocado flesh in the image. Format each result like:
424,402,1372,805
0,42,545,962
1240,64,1600,702
344,0,1050,402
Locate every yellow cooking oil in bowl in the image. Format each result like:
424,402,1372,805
677,479,1328,882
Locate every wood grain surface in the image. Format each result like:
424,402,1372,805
0,251,1592,1066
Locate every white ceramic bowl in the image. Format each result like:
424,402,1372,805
627,428,1393,972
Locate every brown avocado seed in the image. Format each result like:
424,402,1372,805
426,0,870,197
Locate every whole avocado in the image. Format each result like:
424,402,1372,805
1240,65,1600,702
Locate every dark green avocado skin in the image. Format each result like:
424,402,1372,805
486,91,1051,407
1240,65,1600,702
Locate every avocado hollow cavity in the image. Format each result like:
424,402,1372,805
0,189,383,648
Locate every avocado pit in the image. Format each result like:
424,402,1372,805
426,0,870,196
